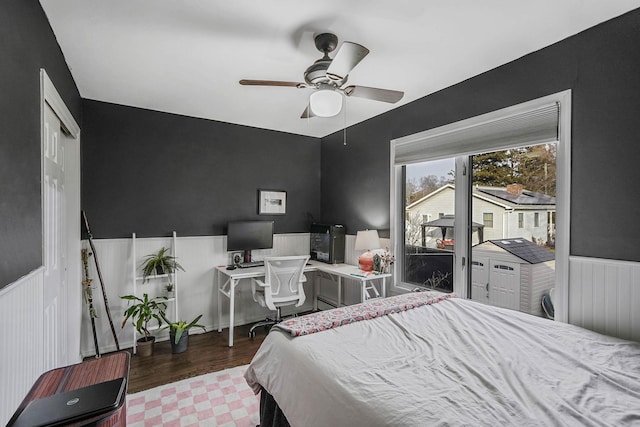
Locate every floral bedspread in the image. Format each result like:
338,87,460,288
274,291,455,337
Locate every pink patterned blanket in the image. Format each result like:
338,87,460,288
274,292,455,337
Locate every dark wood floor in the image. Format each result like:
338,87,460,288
122,324,266,394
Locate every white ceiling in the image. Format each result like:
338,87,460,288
40,1,640,138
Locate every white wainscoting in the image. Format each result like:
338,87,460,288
0,268,45,426
569,256,640,342
81,233,314,356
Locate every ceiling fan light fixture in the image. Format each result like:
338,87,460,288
309,89,342,117
240,32,402,120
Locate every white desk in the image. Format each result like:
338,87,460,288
311,262,391,308
215,260,391,347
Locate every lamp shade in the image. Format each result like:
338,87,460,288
354,230,380,250
354,230,380,272
309,89,342,117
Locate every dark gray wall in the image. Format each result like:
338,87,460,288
321,8,640,263
3,2,639,290
0,1,81,288
82,100,321,238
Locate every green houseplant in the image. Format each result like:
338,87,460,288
164,283,175,298
141,247,185,283
121,293,167,356
160,313,206,354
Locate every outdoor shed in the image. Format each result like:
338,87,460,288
471,238,555,317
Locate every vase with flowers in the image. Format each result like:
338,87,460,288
375,249,396,274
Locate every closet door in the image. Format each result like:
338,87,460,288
43,103,67,370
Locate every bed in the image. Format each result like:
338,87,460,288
244,292,640,427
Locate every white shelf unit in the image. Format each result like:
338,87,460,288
130,231,179,354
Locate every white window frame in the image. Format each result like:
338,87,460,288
390,90,571,322
483,212,494,228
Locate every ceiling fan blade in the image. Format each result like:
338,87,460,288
326,42,369,81
343,85,404,103
300,104,316,119
239,79,307,88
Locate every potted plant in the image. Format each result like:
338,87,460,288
164,283,175,299
160,313,206,354
120,293,167,356
141,247,185,282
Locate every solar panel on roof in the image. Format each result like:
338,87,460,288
489,238,554,264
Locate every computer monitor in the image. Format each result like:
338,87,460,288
227,220,274,263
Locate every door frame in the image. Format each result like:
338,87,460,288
390,90,571,322
40,69,82,364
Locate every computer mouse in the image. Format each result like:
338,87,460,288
226,265,236,270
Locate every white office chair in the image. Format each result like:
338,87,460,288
248,255,309,338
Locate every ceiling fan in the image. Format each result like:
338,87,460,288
239,33,404,118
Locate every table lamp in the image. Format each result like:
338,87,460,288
354,230,380,271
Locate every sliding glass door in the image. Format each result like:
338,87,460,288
400,144,558,318
391,90,570,320
403,158,455,292
469,144,557,316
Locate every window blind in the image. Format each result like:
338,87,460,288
394,102,559,165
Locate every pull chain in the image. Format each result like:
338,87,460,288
343,95,347,146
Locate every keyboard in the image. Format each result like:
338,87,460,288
237,261,264,268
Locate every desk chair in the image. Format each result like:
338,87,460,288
249,255,310,338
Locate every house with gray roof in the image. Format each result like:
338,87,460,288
406,183,556,247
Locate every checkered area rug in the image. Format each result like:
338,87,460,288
126,364,259,426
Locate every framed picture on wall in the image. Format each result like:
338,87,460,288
258,190,287,215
